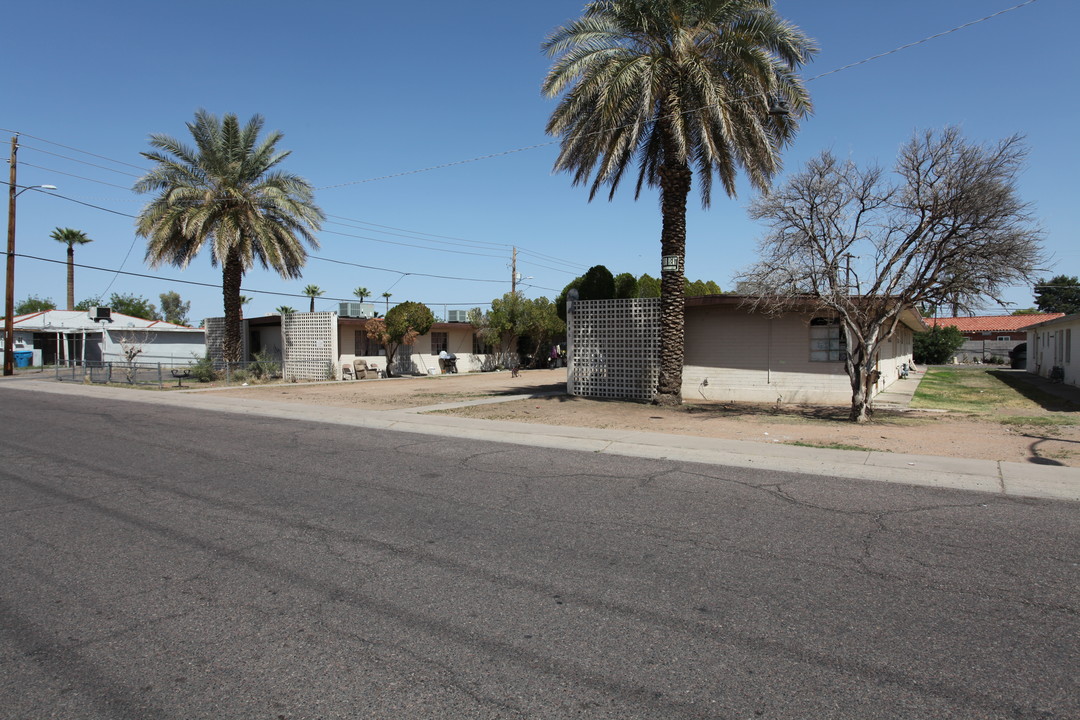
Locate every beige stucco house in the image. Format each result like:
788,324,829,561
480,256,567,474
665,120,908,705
215,312,498,381
567,296,925,405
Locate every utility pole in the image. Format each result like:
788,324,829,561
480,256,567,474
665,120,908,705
510,246,517,294
4,136,18,376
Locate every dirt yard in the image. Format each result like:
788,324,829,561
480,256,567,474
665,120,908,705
220,368,1080,467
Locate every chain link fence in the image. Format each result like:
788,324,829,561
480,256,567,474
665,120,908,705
54,358,283,388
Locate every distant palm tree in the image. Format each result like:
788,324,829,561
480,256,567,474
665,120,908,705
239,294,253,317
50,227,93,310
381,291,392,314
353,287,370,303
303,284,324,313
134,110,324,362
543,0,815,404
275,305,296,315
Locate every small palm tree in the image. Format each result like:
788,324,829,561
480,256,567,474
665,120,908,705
303,284,324,313
353,287,370,303
50,227,93,310
134,110,324,362
276,305,296,315
543,0,815,404
239,294,253,317
381,291,392,314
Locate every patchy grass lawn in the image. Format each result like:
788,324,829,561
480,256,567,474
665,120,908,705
911,367,1074,414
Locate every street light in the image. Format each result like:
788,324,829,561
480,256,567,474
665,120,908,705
4,172,57,375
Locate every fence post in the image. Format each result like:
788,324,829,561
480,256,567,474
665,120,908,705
157,363,163,389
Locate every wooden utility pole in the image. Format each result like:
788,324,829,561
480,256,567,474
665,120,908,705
4,136,18,376
510,246,518,294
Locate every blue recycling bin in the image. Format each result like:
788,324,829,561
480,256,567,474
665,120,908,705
13,350,33,368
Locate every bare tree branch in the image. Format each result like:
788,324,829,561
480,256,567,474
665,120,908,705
738,129,1044,421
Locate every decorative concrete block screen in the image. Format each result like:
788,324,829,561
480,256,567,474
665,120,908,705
568,298,660,401
203,318,226,367
283,312,337,381
203,317,250,368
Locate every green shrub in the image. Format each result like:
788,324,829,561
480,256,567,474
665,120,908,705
189,353,218,383
249,349,280,379
914,326,965,364
230,368,249,384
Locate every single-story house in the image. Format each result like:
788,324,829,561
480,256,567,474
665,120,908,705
2,309,205,367
206,311,502,381
928,313,1063,363
567,296,925,405
1024,313,1079,387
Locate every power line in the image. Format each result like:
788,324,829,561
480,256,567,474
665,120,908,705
0,128,150,171
4,252,496,308
33,191,514,284
17,161,134,191
17,143,143,178
321,226,506,259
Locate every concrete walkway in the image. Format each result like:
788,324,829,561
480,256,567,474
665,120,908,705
3,375,1077,503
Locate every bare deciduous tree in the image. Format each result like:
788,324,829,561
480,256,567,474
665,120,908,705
117,332,148,384
737,128,1043,422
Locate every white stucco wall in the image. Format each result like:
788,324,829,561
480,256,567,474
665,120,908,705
1027,315,1079,387
336,323,495,379
102,328,206,366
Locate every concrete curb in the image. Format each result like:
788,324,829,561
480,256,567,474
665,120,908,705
5,378,1077,502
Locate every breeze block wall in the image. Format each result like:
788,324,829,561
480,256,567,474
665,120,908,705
568,298,660,401
282,312,338,381
203,317,226,366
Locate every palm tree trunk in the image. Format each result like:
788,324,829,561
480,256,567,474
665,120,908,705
66,245,75,311
309,296,315,313
221,249,244,363
654,151,691,406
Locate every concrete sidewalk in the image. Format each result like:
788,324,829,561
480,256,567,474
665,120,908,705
4,376,1077,503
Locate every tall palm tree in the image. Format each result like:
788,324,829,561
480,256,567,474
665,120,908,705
134,110,324,362
303,284,324,313
353,287,370,303
381,291,392,314
50,227,93,311
543,0,815,404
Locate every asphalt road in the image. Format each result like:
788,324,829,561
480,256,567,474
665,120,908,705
1,388,1076,719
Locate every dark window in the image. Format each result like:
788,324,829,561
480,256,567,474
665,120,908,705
354,328,376,356
431,331,448,355
809,317,846,362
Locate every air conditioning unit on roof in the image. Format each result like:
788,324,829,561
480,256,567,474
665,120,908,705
89,306,111,322
447,309,470,323
339,302,375,318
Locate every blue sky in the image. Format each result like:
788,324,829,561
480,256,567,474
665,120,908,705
4,0,1076,322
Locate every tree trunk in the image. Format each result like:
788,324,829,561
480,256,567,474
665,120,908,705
221,250,244,363
309,296,315,313
654,152,691,406
848,367,872,423
845,328,880,423
66,245,75,311
383,343,397,377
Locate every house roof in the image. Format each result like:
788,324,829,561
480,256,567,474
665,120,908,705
927,314,1063,333
1017,312,1080,330
11,310,202,333
684,294,928,332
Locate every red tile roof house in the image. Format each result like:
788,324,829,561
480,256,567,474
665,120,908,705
928,314,1064,364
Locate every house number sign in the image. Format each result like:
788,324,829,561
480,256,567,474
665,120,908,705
661,255,682,273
